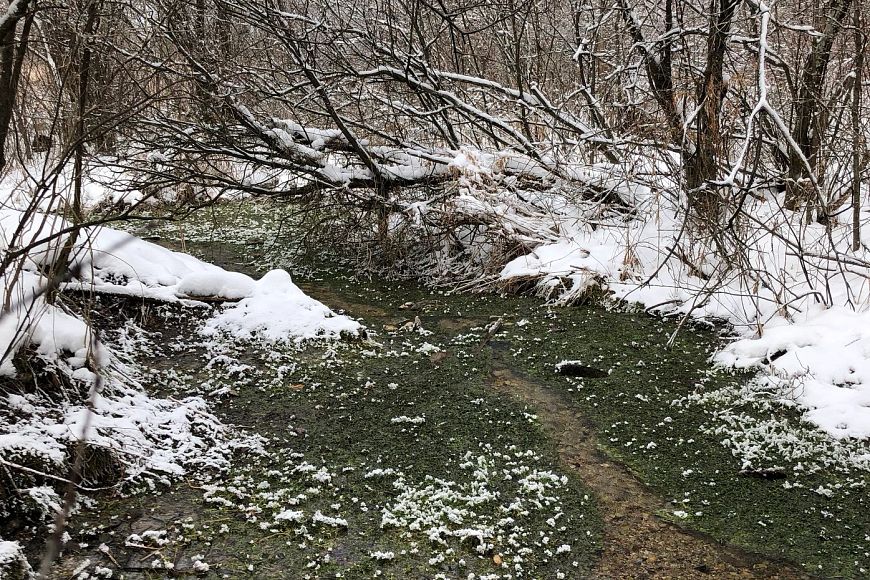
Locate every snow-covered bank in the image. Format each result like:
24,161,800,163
201,269,362,343
496,192,870,439
0,204,362,569
284,144,870,440
715,307,870,439
69,228,363,342
1,208,363,356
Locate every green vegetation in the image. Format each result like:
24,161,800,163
57,203,870,577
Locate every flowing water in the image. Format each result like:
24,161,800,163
47,210,870,578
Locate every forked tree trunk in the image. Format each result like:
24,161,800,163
785,0,853,214
621,0,737,228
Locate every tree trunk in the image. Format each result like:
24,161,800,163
785,0,853,214
685,0,739,225
853,2,864,250
0,0,34,171
48,0,100,302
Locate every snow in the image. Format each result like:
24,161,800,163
0,195,363,558
270,118,344,150
715,306,870,438
200,269,363,343
2,202,362,376
448,148,491,177
497,189,870,439
275,509,305,522
0,221,223,375
31,305,96,362
0,540,30,576
501,238,615,279
0,160,149,213
0,541,22,563
311,510,348,527
2,208,363,364
1,380,245,481
0,268,108,378
68,226,226,302
0,208,69,268
176,271,255,300
65,225,362,344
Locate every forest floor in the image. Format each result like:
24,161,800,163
47,204,869,579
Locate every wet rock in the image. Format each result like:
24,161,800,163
738,467,787,480
554,360,608,378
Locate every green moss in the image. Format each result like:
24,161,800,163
61,202,870,578
510,304,870,577
60,262,602,578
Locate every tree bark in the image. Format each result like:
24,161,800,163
852,1,864,250
48,0,99,303
0,0,34,171
621,0,737,227
685,0,740,224
785,0,853,213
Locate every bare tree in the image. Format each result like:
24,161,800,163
784,0,853,215
0,0,34,171
852,1,865,250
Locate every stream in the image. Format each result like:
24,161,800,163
48,206,869,578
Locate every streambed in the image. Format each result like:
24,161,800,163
50,205,869,578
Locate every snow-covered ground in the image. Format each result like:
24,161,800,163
0,177,363,569
201,269,362,343
0,209,363,356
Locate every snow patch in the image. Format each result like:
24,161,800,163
177,271,255,300
200,269,363,343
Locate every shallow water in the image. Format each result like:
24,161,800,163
48,213,870,578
